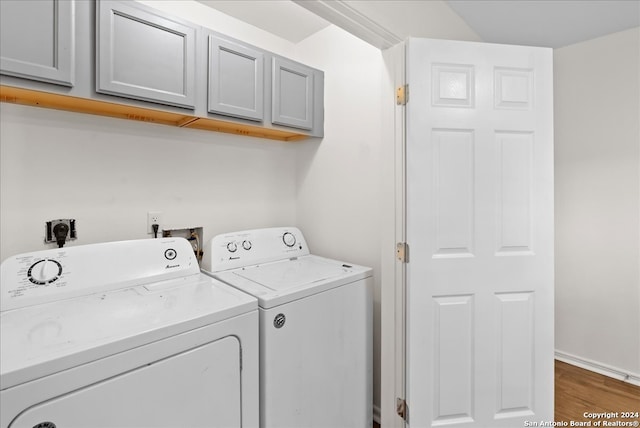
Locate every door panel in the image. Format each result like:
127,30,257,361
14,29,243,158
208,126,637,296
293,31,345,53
406,38,553,428
495,292,534,415
496,131,534,253
432,129,475,257
432,294,474,424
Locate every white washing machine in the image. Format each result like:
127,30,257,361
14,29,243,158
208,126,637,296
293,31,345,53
1,238,259,428
202,227,373,428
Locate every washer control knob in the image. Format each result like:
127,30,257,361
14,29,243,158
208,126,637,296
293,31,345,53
28,259,62,285
227,242,237,253
282,232,296,247
242,240,252,250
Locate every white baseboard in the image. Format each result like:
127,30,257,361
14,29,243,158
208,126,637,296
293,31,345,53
555,350,640,386
373,404,381,424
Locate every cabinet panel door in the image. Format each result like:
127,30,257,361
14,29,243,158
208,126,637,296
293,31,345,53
208,36,264,122
97,1,196,109
0,0,74,87
272,57,314,130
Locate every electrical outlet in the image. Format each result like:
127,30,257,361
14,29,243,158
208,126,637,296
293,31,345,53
45,219,77,245
147,211,162,234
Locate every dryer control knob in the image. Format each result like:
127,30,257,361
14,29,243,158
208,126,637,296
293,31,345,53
227,242,238,253
28,259,62,285
282,232,296,247
242,240,252,250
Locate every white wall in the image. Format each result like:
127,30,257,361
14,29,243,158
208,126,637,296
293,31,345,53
291,25,385,412
0,103,299,260
554,27,640,380
0,0,308,261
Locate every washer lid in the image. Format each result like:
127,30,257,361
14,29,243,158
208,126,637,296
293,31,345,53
235,257,348,290
214,255,372,308
0,274,257,389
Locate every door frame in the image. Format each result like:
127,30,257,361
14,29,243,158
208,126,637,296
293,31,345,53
380,41,407,428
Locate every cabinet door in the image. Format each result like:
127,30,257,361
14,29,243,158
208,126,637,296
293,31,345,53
96,1,196,109
272,57,314,130
208,35,264,122
0,0,74,87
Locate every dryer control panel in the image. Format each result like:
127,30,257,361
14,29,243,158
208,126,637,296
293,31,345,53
1,238,199,311
203,227,310,273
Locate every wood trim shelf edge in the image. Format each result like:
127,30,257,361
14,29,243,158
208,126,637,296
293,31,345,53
0,85,310,142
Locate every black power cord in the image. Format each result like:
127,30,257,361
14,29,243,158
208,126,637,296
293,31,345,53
152,223,159,239
53,223,70,248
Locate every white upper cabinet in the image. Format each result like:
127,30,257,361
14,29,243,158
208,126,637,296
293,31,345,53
271,57,315,131
0,0,75,87
96,1,196,109
208,35,265,122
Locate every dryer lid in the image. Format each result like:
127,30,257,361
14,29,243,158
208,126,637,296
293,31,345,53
233,257,348,291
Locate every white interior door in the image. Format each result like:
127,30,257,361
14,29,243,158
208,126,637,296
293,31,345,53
406,38,554,428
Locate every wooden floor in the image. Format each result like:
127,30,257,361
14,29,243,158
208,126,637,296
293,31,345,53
555,360,640,423
375,360,639,427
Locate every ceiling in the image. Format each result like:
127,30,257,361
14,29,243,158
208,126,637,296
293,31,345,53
197,0,640,49
196,1,330,43
447,0,640,48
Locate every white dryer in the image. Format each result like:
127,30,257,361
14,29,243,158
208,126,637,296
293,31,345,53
202,227,373,428
1,238,259,428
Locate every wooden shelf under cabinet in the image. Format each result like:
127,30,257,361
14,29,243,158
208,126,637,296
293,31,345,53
0,86,309,142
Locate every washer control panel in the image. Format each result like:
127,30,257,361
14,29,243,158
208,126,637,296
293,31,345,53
1,238,199,312
203,227,310,273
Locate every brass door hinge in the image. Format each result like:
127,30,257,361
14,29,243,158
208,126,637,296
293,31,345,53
396,84,408,105
396,242,409,263
396,397,408,422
